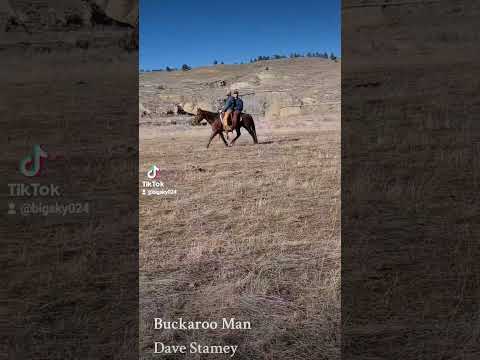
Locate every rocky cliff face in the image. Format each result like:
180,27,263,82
2,0,137,32
1,0,137,55
140,57,340,124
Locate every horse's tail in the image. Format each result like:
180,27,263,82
250,118,258,144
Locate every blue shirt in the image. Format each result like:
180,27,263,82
223,96,235,111
234,98,243,112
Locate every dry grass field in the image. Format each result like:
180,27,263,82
140,59,340,359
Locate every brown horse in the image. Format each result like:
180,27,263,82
192,108,258,148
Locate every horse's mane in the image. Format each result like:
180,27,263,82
198,108,250,119
198,108,218,116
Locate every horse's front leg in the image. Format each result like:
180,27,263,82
206,131,218,148
219,132,229,147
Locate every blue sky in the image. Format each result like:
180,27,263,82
140,0,340,70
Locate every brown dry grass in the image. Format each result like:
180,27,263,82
139,125,340,359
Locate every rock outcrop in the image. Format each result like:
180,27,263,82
139,102,151,117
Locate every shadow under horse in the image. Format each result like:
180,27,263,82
192,108,258,148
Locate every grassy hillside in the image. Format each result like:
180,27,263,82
140,57,340,126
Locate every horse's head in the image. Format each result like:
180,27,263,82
191,108,205,125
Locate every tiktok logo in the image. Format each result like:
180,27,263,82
147,165,161,179
9,145,64,200
142,165,176,196
19,145,48,177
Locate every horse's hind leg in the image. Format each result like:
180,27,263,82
243,124,257,144
229,128,241,146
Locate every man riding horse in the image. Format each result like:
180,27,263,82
193,88,257,148
221,90,243,132
232,90,243,127
221,90,234,131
